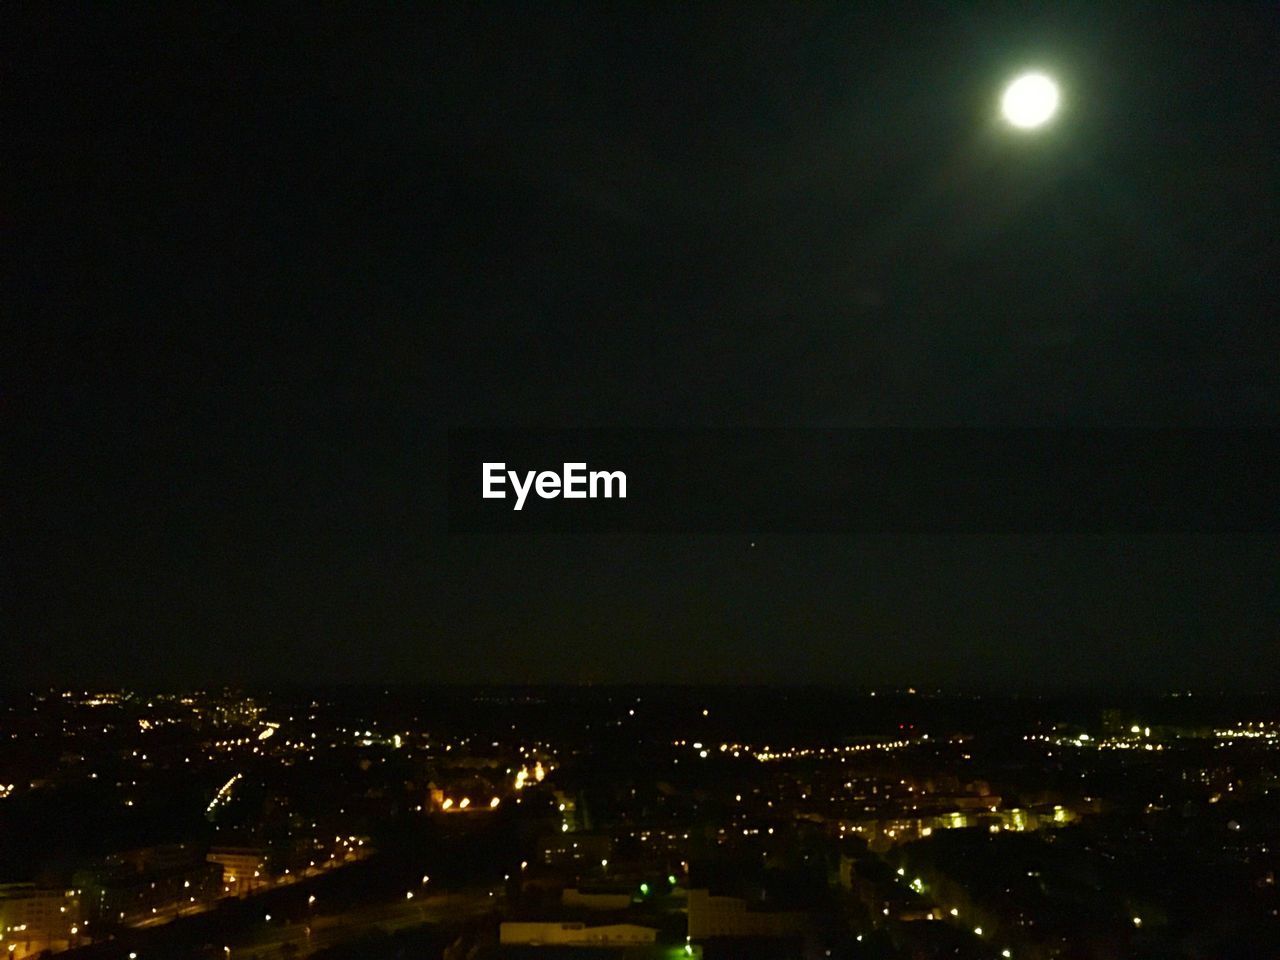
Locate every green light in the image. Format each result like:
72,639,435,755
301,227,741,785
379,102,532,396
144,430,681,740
667,874,677,885
639,883,650,895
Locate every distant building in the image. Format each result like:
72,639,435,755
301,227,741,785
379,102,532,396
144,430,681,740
74,844,222,925
561,886,633,910
538,832,612,868
499,921,658,947
686,889,807,940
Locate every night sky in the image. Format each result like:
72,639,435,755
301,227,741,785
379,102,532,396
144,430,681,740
7,4,1278,689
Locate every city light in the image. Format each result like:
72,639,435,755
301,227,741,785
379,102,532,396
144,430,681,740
4,685,1273,953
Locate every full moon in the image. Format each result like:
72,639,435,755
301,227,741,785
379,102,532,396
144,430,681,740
1001,73,1059,129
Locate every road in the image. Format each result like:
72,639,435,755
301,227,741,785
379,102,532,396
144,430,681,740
228,889,498,959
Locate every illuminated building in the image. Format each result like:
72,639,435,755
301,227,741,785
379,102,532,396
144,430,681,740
499,921,658,946
0,885,83,958
207,847,269,897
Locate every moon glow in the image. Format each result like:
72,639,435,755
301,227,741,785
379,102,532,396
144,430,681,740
1001,73,1059,129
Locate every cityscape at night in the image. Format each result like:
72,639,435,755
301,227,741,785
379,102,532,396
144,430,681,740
0,687,1278,958
7,2,1278,957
